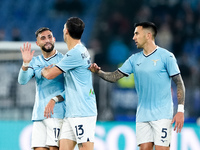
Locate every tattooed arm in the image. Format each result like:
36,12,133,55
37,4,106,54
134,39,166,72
171,74,185,133
97,69,125,83
172,74,185,105
89,63,125,83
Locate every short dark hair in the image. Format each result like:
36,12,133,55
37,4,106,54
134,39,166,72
134,22,157,38
35,27,52,38
65,17,85,39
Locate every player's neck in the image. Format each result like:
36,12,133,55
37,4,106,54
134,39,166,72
42,49,56,58
67,38,81,50
143,42,157,56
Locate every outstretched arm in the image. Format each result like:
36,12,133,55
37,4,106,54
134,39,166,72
89,63,125,83
97,70,125,83
171,74,185,133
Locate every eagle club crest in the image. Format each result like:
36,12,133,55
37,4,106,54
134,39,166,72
152,59,159,66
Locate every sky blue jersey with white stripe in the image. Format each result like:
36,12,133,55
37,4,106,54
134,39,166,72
18,51,65,121
119,47,180,122
56,43,97,118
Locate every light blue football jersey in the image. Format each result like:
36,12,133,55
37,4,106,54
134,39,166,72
18,50,65,121
119,47,180,122
56,43,97,118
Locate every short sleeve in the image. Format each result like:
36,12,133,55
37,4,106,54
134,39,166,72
118,55,135,76
56,50,82,73
165,52,180,76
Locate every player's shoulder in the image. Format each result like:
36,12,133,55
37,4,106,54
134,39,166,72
56,51,64,58
31,55,41,62
75,43,88,53
134,51,143,56
157,47,175,58
29,55,43,67
77,42,86,49
130,51,143,59
67,43,88,57
157,46,172,54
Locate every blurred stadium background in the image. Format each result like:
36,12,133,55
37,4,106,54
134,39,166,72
0,0,200,149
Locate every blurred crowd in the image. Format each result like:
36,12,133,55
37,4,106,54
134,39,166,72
0,0,90,42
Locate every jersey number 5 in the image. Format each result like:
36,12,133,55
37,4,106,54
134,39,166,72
161,128,167,138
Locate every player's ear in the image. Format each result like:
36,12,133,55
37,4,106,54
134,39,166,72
65,29,69,35
146,32,152,40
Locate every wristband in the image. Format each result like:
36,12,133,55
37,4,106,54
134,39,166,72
178,104,184,113
52,97,59,103
23,62,30,67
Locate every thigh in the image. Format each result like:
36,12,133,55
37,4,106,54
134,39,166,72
60,118,76,142
151,119,172,147
69,116,97,144
136,122,154,146
32,121,47,149
44,118,63,147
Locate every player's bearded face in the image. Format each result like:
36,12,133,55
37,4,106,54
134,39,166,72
42,42,54,52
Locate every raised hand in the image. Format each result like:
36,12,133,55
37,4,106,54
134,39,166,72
20,42,35,63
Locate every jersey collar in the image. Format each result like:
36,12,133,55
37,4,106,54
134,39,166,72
143,46,158,57
43,50,58,61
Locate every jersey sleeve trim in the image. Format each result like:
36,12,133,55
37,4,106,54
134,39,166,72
28,66,34,69
170,73,180,77
118,68,129,77
55,65,65,73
